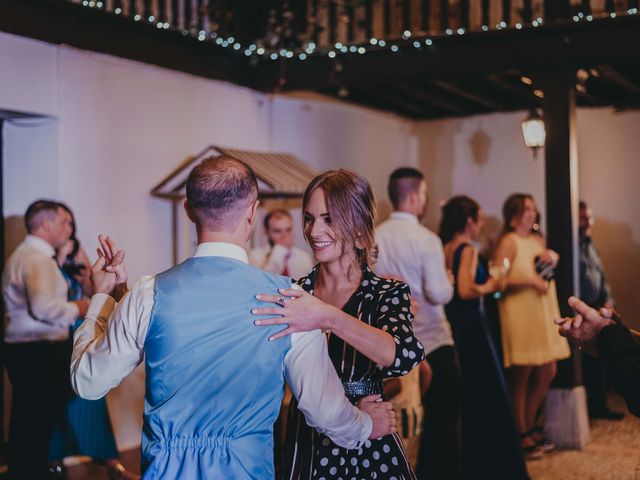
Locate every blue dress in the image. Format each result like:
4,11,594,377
49,268,119,460
445,244,529,480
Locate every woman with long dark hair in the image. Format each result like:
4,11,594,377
440,195,529,479
253,170,424,479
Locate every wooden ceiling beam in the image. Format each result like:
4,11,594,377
282,17,640,91
596,65,640,95
390,83,473,115
348,86,437,119
483,74,540,106
427,79,505,109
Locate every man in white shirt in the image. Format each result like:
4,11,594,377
2,200,90,479
375,167,461,480
71,156,395,479
249,209,314,280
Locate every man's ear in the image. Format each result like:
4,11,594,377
247,199,260,227
184,200,196,224
403,191,415,210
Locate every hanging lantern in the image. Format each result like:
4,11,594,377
521,109,546,150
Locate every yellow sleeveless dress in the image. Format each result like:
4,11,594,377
498,233,571,367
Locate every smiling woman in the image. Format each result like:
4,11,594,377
253,169,425,479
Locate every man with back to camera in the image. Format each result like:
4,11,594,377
375,167,461,480
2,200,90,479
71,156,396,479
249,208,314,280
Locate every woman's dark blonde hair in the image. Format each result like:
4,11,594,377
502,193,534,233
302,169,377,274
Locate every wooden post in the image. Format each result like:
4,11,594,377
539,69,579,319
537,68,590,448
439,0,448,31
311,0,319,45
347,2,355,42
460,0,469,29
403,0,411,33
605,0,615,14
481,0,489,26
383,0,391,36
522,0,533,22
329,0,336,46
540,68,581,387
365,0,373,39
502,0,512,25
421,0,431,32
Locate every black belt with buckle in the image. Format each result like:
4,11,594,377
342,379,383,401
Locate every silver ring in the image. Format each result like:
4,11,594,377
276,297,287,307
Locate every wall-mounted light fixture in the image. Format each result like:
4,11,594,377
521,109,546,156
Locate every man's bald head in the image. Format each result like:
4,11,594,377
186,156,258,232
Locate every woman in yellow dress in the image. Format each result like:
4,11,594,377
493,193,570,459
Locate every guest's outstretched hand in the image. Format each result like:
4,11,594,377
554,296,615,356
357,395,397,439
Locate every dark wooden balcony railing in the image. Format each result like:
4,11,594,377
68,0,640,57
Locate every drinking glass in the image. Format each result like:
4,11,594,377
489,257,511,300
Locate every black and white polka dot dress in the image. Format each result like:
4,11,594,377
283,266,425,480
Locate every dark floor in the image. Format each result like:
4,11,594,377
0,448,140,480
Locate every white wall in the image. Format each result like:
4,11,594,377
417,111,547,244
271,95,418,219
0,31,416,450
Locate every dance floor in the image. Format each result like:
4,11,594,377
528,395,640,480
0,395,636,479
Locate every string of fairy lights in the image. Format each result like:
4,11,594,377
76,1,639,62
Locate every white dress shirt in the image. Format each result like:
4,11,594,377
375,212,454,355
71,242,372,449
249,244,314,280
2,235,79,343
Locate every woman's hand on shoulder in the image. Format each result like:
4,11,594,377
252,288,338,341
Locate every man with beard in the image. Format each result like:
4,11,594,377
579,200,624,420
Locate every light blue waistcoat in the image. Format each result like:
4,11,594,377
142,256,292,479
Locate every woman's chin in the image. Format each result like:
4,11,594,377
313,249,340,264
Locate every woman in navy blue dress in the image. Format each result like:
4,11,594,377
440,196,529,480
